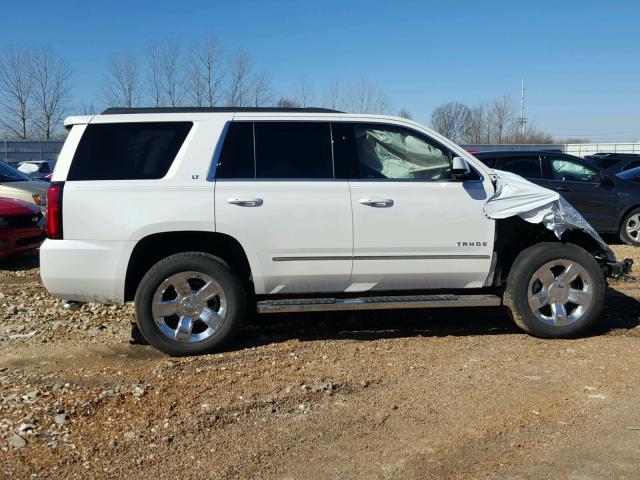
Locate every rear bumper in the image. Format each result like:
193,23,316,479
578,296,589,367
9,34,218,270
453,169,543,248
604,258,633,280
40,239,134,304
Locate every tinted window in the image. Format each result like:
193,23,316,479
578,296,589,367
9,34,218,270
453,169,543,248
254,122,333,179
589,157,619,169
478,157,497,168
500,156,542,179
68,122,192,181
549,157,599,182
354,124,452,180
216,122,254,179
622,160,640,171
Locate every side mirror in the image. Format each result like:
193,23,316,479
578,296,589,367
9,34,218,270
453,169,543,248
599,172,614,187
451,156,471,180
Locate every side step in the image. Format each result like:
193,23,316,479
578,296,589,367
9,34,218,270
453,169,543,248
257,294,502,314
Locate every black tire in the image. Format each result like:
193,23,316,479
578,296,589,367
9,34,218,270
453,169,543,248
619,207,640,246
134,252,245,356
503,242,604,339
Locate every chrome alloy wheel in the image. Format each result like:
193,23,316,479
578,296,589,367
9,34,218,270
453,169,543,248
626,214,640,243
527,260,594,327
151,271,227,343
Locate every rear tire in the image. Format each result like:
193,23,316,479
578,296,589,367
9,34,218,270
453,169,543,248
503,242,604,338
620,208,640,246
134,252,245,356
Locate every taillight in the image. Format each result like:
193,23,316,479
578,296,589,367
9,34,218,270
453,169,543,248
46,182,64,239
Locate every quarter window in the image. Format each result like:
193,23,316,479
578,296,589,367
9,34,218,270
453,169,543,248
354,124,452,180
500,156,542,179
68,122,192,181
254,122,333,179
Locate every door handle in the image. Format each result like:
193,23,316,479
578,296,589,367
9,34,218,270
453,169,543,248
359,198,394,208
226,197,263,207
555,186,571,192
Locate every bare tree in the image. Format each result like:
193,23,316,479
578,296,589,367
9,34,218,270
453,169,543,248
294,77,314,107
398,108,413,120
464,103,488,143
276,97,301,108
226,50,252,107
31,48,71,139
322,79,343,110
487,95,515,143
345,79,392,114
74,100,100,116
146,40,183,107
185,33,224,107
430,102,471,143
0,48,34,139
103,53,140,107
251,71,272,107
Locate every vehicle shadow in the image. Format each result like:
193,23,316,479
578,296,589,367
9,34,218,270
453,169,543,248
231,288,640,349
0,251,39,271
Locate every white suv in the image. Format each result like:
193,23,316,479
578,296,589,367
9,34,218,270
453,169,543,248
40,107,632,355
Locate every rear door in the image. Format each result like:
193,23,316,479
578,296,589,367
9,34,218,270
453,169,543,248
334,122,494,291
214,121,353,295
539,154,618,231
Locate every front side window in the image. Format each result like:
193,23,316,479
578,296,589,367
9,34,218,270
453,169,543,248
549,157,599,182
254,122,333,179
501,156,542,179
354,124,452,180
68,122,192,181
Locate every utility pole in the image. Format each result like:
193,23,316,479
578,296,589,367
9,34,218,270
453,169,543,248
517,77,527,140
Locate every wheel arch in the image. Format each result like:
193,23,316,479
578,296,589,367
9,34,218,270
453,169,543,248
124,231,253,302
493,217,608,286
617,204,640,232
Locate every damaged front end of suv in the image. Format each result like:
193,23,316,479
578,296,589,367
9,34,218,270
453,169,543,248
484,170,633,282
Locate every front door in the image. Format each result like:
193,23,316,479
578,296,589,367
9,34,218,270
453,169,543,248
333,122,495,292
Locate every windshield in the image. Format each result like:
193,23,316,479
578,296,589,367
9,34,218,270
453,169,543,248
616,166,640,183
0,161,32,182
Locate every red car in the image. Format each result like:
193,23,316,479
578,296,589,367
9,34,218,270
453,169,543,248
0,197,46,259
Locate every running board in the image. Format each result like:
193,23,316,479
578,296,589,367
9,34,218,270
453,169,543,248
257,294,502,314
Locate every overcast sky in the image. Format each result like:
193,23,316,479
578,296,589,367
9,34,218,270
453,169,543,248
2,0,639,141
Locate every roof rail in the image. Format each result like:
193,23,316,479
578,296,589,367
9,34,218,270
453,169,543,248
101,107,343,115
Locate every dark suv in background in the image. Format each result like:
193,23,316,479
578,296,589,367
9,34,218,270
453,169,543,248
584,153,640,174
474,150,640,246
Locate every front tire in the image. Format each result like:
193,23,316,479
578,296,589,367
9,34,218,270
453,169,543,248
134,252,245,356
620,208,640,246
503,242,604,338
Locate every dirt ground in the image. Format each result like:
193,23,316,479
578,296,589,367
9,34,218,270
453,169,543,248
1,245,640,480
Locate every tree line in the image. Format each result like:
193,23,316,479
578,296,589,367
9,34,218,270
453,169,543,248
0,34,403,140
430,98,555,145
0,34,559,144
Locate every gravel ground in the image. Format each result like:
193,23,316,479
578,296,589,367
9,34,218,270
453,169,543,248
1,245,640,479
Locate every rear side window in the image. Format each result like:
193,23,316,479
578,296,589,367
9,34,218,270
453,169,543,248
500,156,542,179
67,122,192,181
216,122,254,179
254,122,333,179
